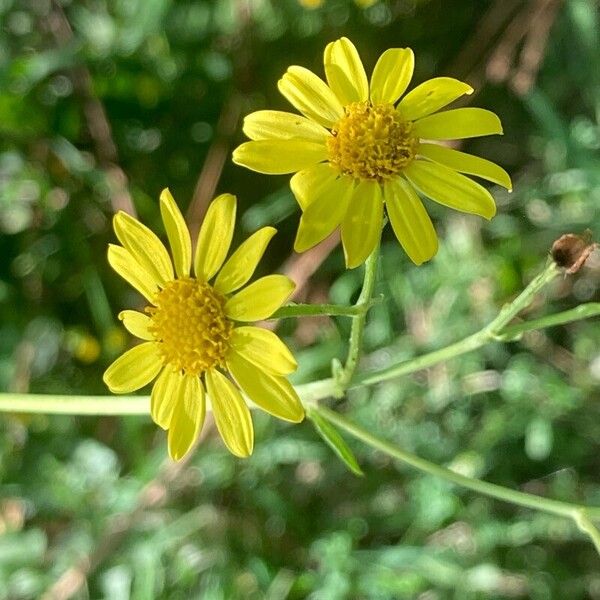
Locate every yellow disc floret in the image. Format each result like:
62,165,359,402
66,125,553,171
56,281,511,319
327,101,418,181
147,278,233,376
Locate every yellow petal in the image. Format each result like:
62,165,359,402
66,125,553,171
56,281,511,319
194,193,236,282
418,143,512,190
232,140,327,175
225,275,295,321
404,160,496,220
229,326,297,376
205,368,253,458
414,108,503,140
107,244,159,302
277,66,344,128
159,188,192,278
103,342,161,394
294,175,352,252
243,110,329,143
118,310,153,341
167,374,205,461
150,367,180,429
227,352,304,423
384,178,438,265
324,37,368,105
341,180,384,269
215,227,276,295
113,211,174,287
397,77,473,121
290,162,340,210
369,48,414,105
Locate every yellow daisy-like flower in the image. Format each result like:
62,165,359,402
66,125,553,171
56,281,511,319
233,37,512,268
103,190,304,460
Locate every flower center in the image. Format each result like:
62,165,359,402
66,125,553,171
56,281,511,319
147,278,233,376
327,101,418,181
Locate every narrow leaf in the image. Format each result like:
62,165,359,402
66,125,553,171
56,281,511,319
308,408,364,476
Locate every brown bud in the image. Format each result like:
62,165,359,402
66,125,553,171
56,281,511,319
550,230,598,274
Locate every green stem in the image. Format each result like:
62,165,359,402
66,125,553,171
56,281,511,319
355,260,560,387
0,394,150,415
270,303,367,319
486,260,560,335
3,259,599,550
355,332,483,387
313,404,600,524
498,302,600,340
0,260,587,417
575,510,600,554
0,379,337,416
336,244,380,390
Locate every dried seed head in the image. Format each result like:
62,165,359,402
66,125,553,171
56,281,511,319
551,230,598,274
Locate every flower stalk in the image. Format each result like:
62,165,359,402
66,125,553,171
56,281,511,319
355,259,560,387
311,403,600,553
333,241,380,393
0,260,589,415
312,404,600,520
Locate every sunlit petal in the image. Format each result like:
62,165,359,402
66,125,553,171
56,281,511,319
232,140,327,175
118,310,153,341
227,352,304,423
418,143,512,190
159,188,192,277
324,37,368,105
397,77,473,121
341,180,384,268
206,368,253,458
225,275,295,321
215,227,276,295
167,375,205,461
151,367,181,430
370,48,414,104
404,160,496,219
243,110,329,143
194,193,236,282
107,244,158,302
294,175,352,252
229,326,297,376
103,342,161,393
414,108,503,140
113,211,173,287
278,66,344,128
384,178,438,265
290,162,340,210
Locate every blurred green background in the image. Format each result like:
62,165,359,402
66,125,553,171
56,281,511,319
1,0,600,597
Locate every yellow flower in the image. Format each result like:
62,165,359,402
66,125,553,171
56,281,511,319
103,190,304,460
233,38,512,268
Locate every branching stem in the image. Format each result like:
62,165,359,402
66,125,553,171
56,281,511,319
334,243,380,391
3,259,600,553
313,404,600,520
355,260,560,387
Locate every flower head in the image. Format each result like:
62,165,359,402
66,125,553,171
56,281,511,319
233,38,512,268
103,190,304,460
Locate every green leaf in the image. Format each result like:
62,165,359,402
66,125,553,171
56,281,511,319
308,408,364,477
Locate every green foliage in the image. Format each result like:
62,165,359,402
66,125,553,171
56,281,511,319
0,0,599,598
308,407,364,476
